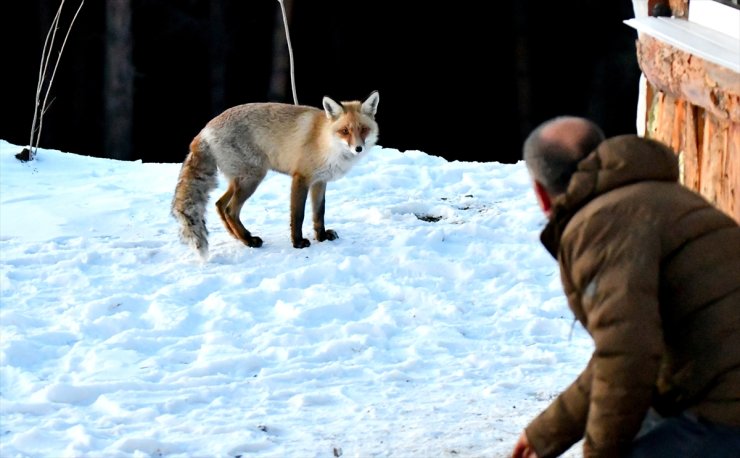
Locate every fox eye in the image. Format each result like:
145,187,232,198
360,126,369,135
340,127,350,135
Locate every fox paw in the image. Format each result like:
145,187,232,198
246,236,263,248
293,238,311,249
316,229,338,242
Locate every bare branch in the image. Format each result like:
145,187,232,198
34,0,85,157
25,0,84,161
29,1,65,159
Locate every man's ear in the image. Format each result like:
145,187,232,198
533,181,553,216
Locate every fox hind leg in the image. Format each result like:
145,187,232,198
215,182,238,238
215,173,266,248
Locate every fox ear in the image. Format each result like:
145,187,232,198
361,90,379,117
322,96,344,119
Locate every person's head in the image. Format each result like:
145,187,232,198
522,116,605,216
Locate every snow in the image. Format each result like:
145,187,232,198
0,139,591,457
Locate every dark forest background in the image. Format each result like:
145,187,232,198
0,0,641,164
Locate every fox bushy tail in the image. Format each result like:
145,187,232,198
171,136,218,259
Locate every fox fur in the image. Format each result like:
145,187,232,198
171,91,380,259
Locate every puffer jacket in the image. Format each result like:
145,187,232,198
525,135,740,458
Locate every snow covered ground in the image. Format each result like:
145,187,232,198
0,139,591,457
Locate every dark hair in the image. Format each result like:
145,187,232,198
522,117,604,195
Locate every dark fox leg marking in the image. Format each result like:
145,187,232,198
290,174,311,248
310,181,338,242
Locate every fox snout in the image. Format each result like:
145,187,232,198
349,139,366,155
337,125,373,155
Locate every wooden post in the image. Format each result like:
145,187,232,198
210,0,227,115
636,36,740,123
637,32,740,221
104,0,134,161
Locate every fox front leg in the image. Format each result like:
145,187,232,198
310,181,338,242
290,174,311,248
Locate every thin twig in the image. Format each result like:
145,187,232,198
29,1,65,159
29,0,85,160
277,0,298,105
40,98,57,117
34,0,85,156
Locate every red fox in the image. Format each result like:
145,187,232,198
171,91,380,258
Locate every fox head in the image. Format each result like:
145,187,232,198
322,91,379,156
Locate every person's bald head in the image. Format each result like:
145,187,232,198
523,116,605,196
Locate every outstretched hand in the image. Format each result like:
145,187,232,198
512,431,539,458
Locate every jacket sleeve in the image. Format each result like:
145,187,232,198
525,358,593,458
563,213,665,456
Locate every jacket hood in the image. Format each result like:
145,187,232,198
541,135,679,257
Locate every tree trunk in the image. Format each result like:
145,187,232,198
104,0,133,161
210,0,227,115
268,0,293,103
513,1,532,141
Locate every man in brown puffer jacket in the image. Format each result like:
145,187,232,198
511,116,740,458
